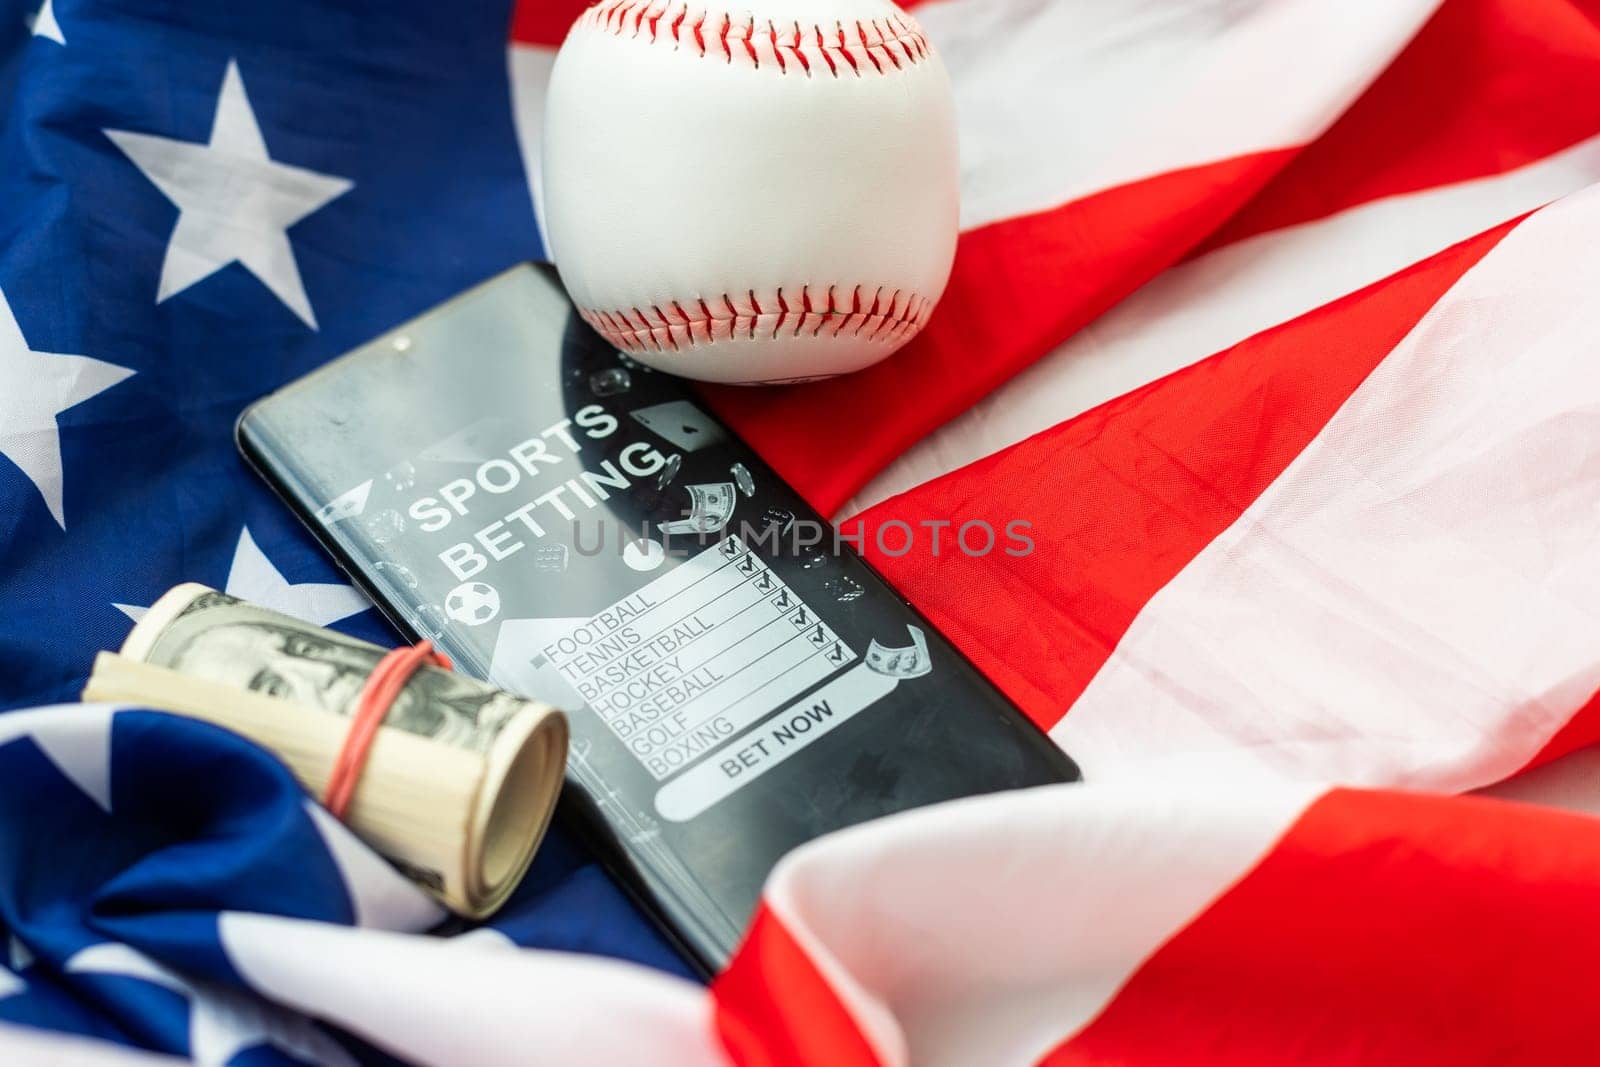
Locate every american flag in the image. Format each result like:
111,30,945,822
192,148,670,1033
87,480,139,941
5,0,1600,1063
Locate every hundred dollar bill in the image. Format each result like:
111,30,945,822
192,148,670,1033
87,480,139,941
122,585,525,755
86,583,568,918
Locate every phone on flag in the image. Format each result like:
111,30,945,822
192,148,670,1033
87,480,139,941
237,264,1080,973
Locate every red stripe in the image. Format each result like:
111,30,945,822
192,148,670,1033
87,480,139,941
714,906,881,1067
509,0,592,48
1196,0,1600,255
703,151,1295,516
1045,787,1600,1064
855,219,1520,731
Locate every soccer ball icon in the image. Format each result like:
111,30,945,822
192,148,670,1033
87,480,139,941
445,581,500,627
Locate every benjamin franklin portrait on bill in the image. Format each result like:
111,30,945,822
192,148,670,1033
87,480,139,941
140,591,520,752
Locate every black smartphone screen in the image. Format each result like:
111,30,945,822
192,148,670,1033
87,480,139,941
237,264,1080,972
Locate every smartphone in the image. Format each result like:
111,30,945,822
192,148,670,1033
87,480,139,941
237,264,1080,974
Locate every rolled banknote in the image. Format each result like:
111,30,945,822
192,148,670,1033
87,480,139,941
83,584,568,919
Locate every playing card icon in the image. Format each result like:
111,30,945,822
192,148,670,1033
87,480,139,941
315,479,373,524
629,400,729,452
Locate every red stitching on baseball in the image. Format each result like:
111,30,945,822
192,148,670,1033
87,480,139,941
811,285,830,337
696,298,713,342
789,23,811,76
578,283,933,357
877,19,904,70
576,1,933,78
741,20,759,67
854,21,883,74
814,26,838,77
869,290,902,341
834,24,860,76
790,285,807,337
768,20,786,73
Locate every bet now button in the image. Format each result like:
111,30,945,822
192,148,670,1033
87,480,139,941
654,663,899,822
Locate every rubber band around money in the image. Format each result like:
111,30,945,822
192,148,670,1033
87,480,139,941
324,640,453,820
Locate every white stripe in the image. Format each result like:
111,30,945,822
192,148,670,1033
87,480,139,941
220,913,721,1067
507,2,1437,240
0,1023,186,1066
845,132,1600,519
917,0,1438,230
762,779,1321,1067
508,44,555,248
1051,182,1600,790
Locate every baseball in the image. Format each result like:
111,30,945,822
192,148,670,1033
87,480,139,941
541,0,959,385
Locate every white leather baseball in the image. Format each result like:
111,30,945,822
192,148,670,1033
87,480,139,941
541,0,959,385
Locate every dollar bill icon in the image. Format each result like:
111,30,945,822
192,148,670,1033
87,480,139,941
865,625,932,679
661,481,736,535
